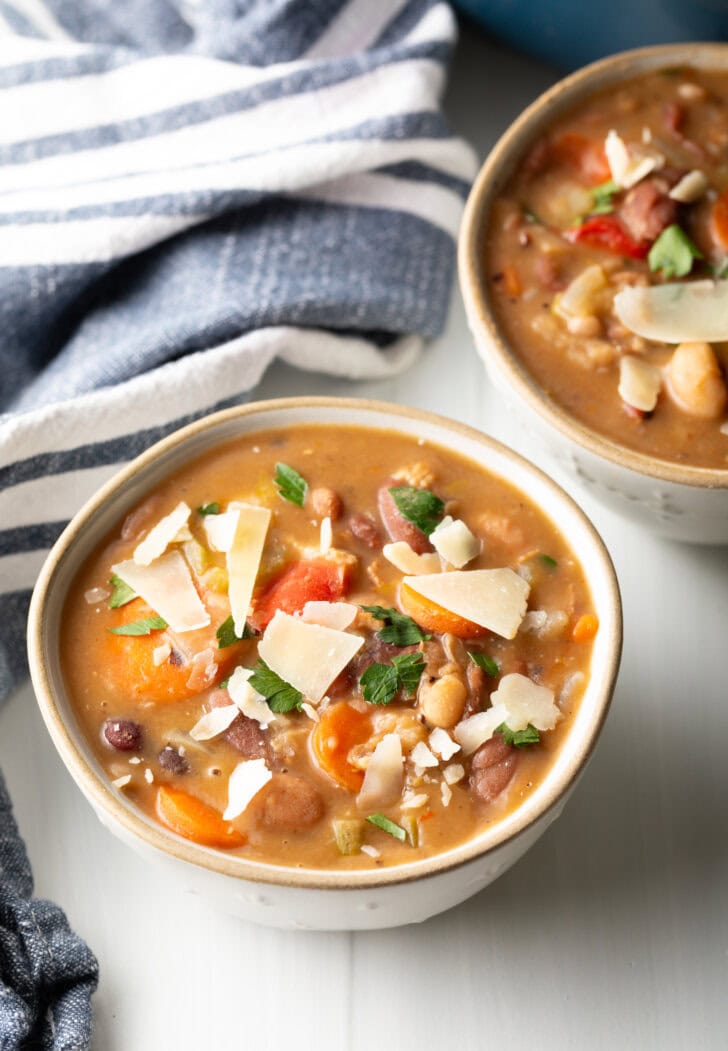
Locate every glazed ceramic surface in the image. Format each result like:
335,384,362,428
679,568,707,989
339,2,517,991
459,44,728,545
27,398,621,930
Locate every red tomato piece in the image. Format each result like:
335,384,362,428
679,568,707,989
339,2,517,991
564,216,649,259
251,558,351,630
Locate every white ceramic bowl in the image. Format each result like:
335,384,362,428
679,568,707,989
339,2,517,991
27,398,621,930
459,44,728,544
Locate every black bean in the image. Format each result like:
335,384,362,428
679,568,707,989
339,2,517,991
103,719,142,751
158,745,190,775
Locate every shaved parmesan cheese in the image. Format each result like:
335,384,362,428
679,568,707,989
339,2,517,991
360,844,380,859
357,733,403,810
382,541,440,575
152,642,172,666
203,509,240,553
454,703,508,756
301,702,320,722
430,516,480,568
112,774,131,789
300,600,358,631
144,768,154,784
401,791,428,809
490,673,560,732
605,129,660,189
443,763,465,785
133,502,191,566
84,586,109,604
112,551,210,633
441,781,452,807
227,665,277,727
258,611,364,703
223,758,272,821
554,265,607,319
428,727,461,761
669,169,708,203
227,503,271,637
410,741,439,769
189,704,239,741
614,280,728,343
320,516,332,555
618,355,662,411
403,569,530,639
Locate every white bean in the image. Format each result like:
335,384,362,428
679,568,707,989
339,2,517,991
665,342,727,419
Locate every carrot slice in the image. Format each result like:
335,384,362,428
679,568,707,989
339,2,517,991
156,785,245,849
252,558,351,631
550,132,611,185
571,613,599,643
502,264,522,298
399,583,489,640
311,702,372,792
710,189,728,250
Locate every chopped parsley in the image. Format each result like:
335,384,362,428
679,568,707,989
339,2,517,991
496,722,541,748
648,224,703,279
360,604,429,645
108,574,136,609
216,615,255,648
248,660,302,713
197,502,220,516
108,616,167,636
538,553,558,570
360,651,425,705
274,462,308,507
590,179,618,216
468,651,499,677
388,485,444,536
366,813,407,842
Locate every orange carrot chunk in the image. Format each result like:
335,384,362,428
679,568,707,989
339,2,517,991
399,583,489,640
156,785,245,849
502,264,522,298
571,613,599,643
311,701,373,792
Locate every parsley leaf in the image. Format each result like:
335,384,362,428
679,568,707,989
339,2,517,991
197,502,220,516
538,553,558,570
366,813,407,842
391,652,425,697
496,722,540,748
216,615,255,648
590,179,618,216
108,616,167,636
360,604,429,645
388,486,445,536
248,659,302,713
108,574,136,609
468,651,499,677
274,462,308,507
648,224,703,279
360,662,400,705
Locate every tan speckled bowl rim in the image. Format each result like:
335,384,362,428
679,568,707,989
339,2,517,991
27,397,621,891
459,42,728,490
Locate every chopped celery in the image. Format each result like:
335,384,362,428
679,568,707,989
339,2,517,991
333,819,365,856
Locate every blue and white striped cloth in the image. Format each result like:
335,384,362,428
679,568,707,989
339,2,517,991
0,0,476,706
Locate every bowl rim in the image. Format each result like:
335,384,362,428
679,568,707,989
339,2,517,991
27,396,622,891
459,41,728,490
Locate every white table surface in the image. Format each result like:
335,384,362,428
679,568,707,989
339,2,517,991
3,26,728,1051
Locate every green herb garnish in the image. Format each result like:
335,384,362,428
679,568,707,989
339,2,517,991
522,206,541,225
248,659,302,713
360,651,425,704
274,462,308,507
711,257,728,279
590,179,618,216
648,224,703,279
391,652,425,697
468,651,499,677
216,615,255,649
108,574,136,609
366,813,407,842
388,486,444,536
360,604,429,645
538,553,558,570
496,722,541,748
108,616,167,636
197,502,220,516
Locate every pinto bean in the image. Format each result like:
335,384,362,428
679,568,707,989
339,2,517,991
469,736,518,804
378,482,432,554
665,342,728,419
311,486,342,520
259,774,324,830
348,512,381,549
158,745,190,775
103,719,142,751
225,715,270,760
617,178,678,244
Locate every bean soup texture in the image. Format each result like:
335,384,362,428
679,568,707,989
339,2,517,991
62,425,596,871
487,67,728,468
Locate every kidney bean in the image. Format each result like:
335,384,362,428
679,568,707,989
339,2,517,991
258,774,324,830
225,714,269,760
348,512,381,549
103,719,142,751
158,746,190,775
617,178,678,244
469,736,518,803
311,486,343,520
377,482,432,554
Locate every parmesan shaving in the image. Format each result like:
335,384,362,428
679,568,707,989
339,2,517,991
144,768,154,784
84,586,109,604
454,703,508,756
614,280,728,343
618,355,662,412
300,600,358,631
430,516,481,568
223,758,272,820
401,791,428,809
133,502,191,566
152,642,172,666
320,516,333,555
112,774,131,789
605,129,661,189
301,702,320,722
112,551,210,633
203,509,239,553
189,704,239,741
403,569,530,639
410,741,439,769
443,763,465,785
668,169,708,203
227,665,277,727
490,673,560,732
357,733,403,810
428,727,461,761
382,541,440,575
226,503,272,638
441,781,452,807
258,610,364,703
360,844,380,859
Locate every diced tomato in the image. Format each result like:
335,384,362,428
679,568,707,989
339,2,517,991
710,189,728,251
549,132,611,185
251,558,351,631
564,216,649,259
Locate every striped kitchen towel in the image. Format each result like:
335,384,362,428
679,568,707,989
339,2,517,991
0,0,477,705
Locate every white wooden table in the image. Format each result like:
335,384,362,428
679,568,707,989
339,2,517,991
3,27,728,1051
